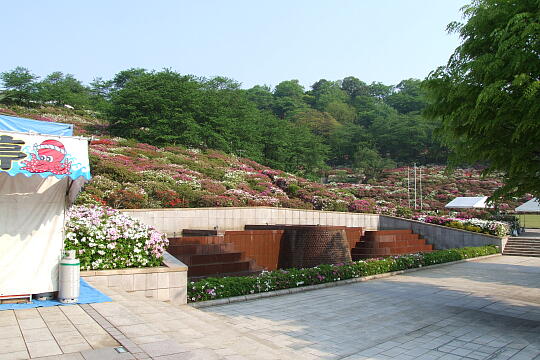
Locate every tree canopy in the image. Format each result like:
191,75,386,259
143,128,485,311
424,0,540,199
1,65,444,180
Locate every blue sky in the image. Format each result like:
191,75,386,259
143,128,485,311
2,0,468,89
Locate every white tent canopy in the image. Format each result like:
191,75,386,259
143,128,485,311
515,198,540,213
445,196,491,209
0,119,90,298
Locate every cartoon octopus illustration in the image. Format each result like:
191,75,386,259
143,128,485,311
21,139,71,175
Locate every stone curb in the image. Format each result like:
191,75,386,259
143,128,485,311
189,253,502,308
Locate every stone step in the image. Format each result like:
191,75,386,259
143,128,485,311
364,229,413,235
503,248,540,253
168,236,226,245
504,245,540,250
352,245,432,255
182,229,222,236
504,247,540,251
507,238,540,242
363,233,420,241
505,241,540,246
355,239,428,248
503,252,540,257
351,229,431,259
189,269,262,281
167,243,235,256
188,260,252,277
352,250,432,261
178,252,244,266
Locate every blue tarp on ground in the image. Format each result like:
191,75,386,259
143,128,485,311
0,114,73,136
0,279,111,311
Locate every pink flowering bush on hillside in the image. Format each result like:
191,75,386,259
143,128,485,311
64,205,168,270
414,215,509,237
74,134,530,218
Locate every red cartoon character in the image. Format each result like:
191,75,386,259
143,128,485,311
21,139,71,175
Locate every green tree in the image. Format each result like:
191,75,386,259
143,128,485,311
385,79,427,114
246,85,274,111
424,0,540,199
369,113,436,164
107,69,203,145
89,77,113,113
341,76,369,98
367,82,392,100
0,66,39,105
327,122,369,166
38,72,90,108
289,108,340,137
309,79,348,111
198,77,264,160
273,80,307,118
353,146,395,183
325,101,357,123
111,68,147,90
284,123,329,176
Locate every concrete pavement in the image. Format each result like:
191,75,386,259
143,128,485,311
1,255,538,359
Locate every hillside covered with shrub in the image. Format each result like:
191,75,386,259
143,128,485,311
0,105,528,216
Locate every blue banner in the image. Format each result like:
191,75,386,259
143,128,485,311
0,115,73,136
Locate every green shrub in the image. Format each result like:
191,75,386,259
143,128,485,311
91,160,142,183
395,206,413,218
188,245,499,302
287,183,301,196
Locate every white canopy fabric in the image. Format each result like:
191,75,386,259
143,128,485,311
0,174,68,296
0,130,90,296
445,196,490,209
515,198,540,213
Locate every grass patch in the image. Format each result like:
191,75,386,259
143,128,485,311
519,214,540,228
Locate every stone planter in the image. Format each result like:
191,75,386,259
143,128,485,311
81,252,188,305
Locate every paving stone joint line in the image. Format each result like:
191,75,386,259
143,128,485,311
80,303,151,359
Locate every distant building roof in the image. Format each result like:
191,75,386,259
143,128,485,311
515,198,540,213
445,196,490,209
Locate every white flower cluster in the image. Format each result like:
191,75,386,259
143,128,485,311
64,205,168,270
225,189,280,205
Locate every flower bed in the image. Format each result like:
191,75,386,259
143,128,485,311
188,245,498,302
64,205,169,270
414,215,509,237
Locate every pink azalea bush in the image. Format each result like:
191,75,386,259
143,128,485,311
77,137,529,225
64,205,168,270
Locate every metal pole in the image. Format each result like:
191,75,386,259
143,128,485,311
414,163,417,209
407,167,411,208
419,166,423,211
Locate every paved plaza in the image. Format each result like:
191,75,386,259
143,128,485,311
1,255,539,359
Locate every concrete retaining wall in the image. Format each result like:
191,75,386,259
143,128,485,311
121,207,380,236
379,215,506,250
120,207,506,252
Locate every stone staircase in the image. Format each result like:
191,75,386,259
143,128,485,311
351,229,433,260
167,230,261,279
503,237,540,257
